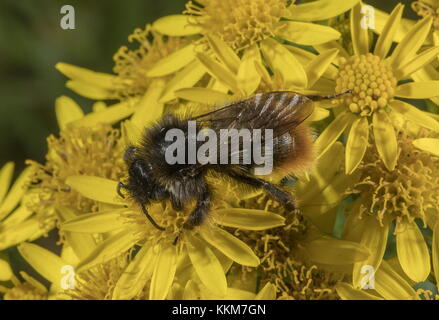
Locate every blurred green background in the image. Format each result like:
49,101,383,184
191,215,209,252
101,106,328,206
0,0,421,172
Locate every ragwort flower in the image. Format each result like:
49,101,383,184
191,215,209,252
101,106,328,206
315,3,439,174
343,122,439,286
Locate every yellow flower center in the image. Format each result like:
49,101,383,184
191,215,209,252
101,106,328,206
1,275,47,300
353,129,439,224
412,1,439,30
336,53,397,116
113,25,189,99
59,254,147,300
185,0,290,51
26,125,126,228
232,192,340,300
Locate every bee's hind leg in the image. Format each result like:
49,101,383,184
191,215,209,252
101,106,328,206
227,171,296,212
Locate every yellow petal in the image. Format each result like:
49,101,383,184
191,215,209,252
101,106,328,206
390,17,433,70
1,205,33,229
395,81,439,99
390,100,439,131
56,62,118,88
305,237,369,265
131,79,165,130
309,107,330,122
372,110,397,171
296,142,344,203
66,80,114,100
152,15,202,36
60,209,126,233
186,233,227,297
395,46,439,79
0,259,12,281
374,8,415,44
396,220,430,283
277,21,340,46
255,283,277,300
70,99,136,127
352,216,389,289
112,243,156,300
196,52,239,92
290,0,359,22
374,4,404,59
65,176,121,205
159,60,206,103
55,96,84,130
288,45,339,79
146,44,196,77
237,44,261,96
374,260,418,300
214,208,285,230
0,161,14,204
206,34,241,74
345,116,369,174
150,243,178,300
0,166,33,220
315,111,356,158
336,282,383,300
57,207,96,260
18,243,66,289
260,38,308,88
76,230,137,272
412,138,439,156
351,2,369,56
306,49,339,88
199,226,259,267
0,218,42,250
174,88,231,105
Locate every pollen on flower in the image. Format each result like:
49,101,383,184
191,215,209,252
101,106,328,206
59,253,147,300
352,128,439,225
26,124,126,229
412,0,439,30
184,0,290,51
336,53,397,116
113,25,189,99
232,193,340,300
0,274,47,300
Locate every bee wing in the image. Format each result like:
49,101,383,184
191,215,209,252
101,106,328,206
192,91,314,138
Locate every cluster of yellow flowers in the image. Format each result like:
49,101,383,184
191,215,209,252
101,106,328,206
1,0,439,300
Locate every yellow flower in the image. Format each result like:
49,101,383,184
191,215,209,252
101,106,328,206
155,0,359,52
343,123,438,286
56,25,197,104
316,3,439,174
173,34,339,125
0,162,45,250
25,97,127,232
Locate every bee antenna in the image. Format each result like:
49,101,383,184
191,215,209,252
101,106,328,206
307,90,352,101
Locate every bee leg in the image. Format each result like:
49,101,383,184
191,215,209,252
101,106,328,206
173,186,211,245
183,187,211,230
170,194,183,211
117,182,127,199
140,203,166,231
227,172,296,211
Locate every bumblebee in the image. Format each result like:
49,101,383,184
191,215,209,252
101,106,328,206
117,91,350,238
